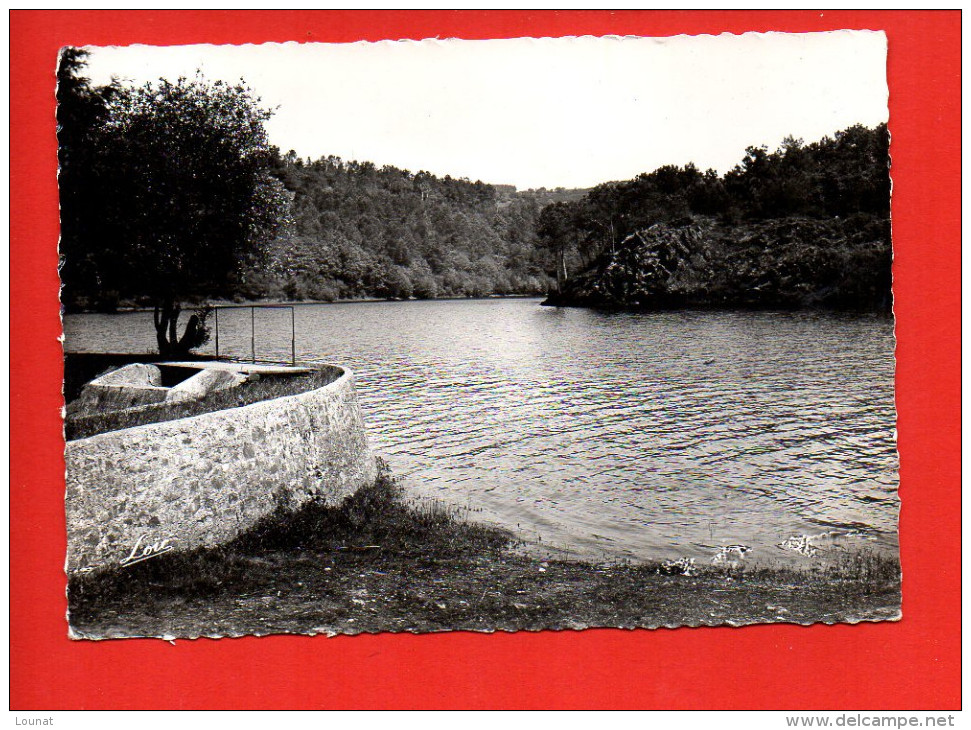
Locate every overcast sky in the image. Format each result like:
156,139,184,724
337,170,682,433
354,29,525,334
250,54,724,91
80,31,888,190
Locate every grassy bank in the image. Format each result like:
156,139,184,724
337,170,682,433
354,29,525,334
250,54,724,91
68,469,901,639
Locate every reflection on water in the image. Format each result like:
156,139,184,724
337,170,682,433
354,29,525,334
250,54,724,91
64,298,899,564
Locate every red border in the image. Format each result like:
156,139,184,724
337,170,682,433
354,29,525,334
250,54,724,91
10,10,961,710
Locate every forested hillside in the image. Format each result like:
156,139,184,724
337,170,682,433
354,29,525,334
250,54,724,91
540,124,892,310
231,156,554,301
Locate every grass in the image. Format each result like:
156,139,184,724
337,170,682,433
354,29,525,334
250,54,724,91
65,367,339,441
67,466,902,639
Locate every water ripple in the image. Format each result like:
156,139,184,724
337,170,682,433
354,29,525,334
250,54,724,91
65,299,899,564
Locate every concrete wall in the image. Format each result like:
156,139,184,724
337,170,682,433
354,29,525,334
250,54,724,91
65,367,377,574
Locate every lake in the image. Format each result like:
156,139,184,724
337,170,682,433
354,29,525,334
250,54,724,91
64,298,899,565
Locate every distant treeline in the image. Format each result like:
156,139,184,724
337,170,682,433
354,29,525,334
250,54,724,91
231,156,558,302
539,124,892,310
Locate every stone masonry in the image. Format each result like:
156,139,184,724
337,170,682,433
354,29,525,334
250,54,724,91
64,367,377,574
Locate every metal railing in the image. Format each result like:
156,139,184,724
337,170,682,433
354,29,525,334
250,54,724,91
212,304,296,365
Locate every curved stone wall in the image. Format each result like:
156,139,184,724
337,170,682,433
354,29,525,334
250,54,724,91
65,367,377,574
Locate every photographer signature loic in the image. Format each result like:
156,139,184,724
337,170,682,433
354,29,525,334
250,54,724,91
120,533,177,567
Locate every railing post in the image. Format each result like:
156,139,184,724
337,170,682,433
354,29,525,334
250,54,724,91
291,306,296,366
214,307,220,360
250,306,256,363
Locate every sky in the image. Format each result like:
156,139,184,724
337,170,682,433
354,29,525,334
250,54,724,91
80,31,888,190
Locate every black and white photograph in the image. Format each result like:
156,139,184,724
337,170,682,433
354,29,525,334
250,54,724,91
59,31,899,640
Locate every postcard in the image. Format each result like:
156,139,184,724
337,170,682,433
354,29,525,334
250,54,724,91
58,32,900,640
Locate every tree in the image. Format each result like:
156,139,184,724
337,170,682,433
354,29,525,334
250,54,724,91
536,202,577,293
56,48,123,311
59,57,291,355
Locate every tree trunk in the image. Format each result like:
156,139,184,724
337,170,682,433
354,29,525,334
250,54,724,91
153,300,182,357
154,300,209,357
178,314,202,352
555,248,569,294
168,303,180,348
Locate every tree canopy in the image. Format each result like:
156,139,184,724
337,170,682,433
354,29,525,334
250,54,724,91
58,52,290,353
57,48,122,311
248,156,554,302
531,124,891,287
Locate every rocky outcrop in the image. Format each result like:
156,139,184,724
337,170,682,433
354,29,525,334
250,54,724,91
544,215,892,311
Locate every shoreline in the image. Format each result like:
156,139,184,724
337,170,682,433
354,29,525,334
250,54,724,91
64,294,895,318
64,293,547,316
540,297,895,315
68,470,902,639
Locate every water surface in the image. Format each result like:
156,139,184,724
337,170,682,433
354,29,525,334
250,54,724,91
65,298,899,564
